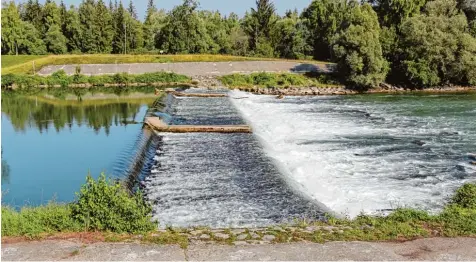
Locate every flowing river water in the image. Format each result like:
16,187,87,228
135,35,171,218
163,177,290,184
2,88,475,228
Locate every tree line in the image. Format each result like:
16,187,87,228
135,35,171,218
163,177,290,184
2,0,476,88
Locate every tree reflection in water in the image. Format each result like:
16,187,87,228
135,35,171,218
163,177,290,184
1,90,157,135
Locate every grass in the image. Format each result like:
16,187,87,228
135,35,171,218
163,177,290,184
1,55,47,68
1,54,285,75
1,70,192,89
1,173,157,238
219,72,344,89
2,182,475,246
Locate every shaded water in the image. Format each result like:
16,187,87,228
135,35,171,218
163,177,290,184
231,91,476,217
1,90,157,207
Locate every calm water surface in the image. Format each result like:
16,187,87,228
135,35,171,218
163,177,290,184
1,89,156,207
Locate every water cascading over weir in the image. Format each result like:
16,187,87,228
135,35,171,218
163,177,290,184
131,87,326,228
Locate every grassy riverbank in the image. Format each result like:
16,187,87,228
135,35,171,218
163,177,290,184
219,72,343,89
1,54,283,75
3,175,475,245
1,70,191,89
1,174,156,237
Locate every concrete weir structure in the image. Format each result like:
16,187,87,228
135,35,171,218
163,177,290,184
142,88,325,228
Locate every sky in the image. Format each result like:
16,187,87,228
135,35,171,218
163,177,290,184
14,0,313,21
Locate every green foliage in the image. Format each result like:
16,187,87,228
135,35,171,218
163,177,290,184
398,0,476,86
1,204,82,237
1,71,191,88
1,0,475,87
2,174,157,237
371,0,427,27
44,24,67,54
451,182,476,208
219,72,342,88
301,0,348,60
332,3,389,88
71,174,156,233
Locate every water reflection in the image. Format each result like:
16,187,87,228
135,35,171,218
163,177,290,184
1,148,11,184
1,92,157,135
1,88,159,206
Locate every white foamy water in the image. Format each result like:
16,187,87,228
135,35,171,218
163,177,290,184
230,90,476,217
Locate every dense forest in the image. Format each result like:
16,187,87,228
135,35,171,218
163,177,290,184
2,0,476,88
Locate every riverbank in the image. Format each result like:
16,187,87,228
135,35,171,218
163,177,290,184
3,180,475,244
0,71,193,90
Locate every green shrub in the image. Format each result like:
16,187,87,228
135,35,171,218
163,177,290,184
112,73,131,85
451,182,476,209
1,204,82,237
49,70,71,87
71,173,156,233
219,72,343,88
438,205,476,236
385,208,432,223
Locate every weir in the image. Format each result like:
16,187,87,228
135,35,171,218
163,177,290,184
139,87,325,228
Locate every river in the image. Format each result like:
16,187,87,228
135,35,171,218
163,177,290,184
231,91,476,217
2,88,475,227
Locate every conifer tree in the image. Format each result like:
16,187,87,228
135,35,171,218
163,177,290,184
95,0,114,53
78,0,97,52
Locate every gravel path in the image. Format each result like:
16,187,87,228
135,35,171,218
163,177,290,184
38,61,333,76
2,237,476,261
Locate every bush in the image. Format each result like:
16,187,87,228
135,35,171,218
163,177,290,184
71,173,156,233
49,70,71,87
451,182,476,208
1,204,82,237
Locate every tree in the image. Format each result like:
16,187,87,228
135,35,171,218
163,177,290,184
156,0,210,53
143,0,158,50
64,6,83,53
398,0,476,86
78,0,97,53
42,0,62,34
21,0,43,34
128,0,138,20
332,2,389,88
301,0,348,60
369,0,427,27
244,0,276,51
17,21,47,54
112,1,126,53
273,12,312,59
95,0,114,53
45,24,67,54
59,0,68,34
1,1,23,55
